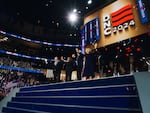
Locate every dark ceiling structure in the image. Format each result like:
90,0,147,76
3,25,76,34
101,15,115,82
0,0,149,73
0,0,115,44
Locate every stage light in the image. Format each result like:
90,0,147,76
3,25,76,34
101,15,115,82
56,22,59,27
116,46,120,50
78,10,81,14
123,42,126,46
125,53,129,57
73,9,77,13
141,40,144,42
68,12,78,23
130,53,133,56
45,59,48,64
125,47,131,52
136,47,141,52
115,55,118,59
69,34,72,36
108,69,111,73
134,38,138,43
88,0,92,5
45,3,49,7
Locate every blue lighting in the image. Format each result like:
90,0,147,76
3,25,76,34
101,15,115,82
0,65,43,74
0,49,52,61
0,30,80,48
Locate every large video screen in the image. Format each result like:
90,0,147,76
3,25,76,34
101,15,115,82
82,18,100,45
136,0,149,24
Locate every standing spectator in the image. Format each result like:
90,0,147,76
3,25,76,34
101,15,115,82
83,47,95,80
75,48,83,80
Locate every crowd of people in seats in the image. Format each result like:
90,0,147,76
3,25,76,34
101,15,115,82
52,47,97,82
0,57,38,70
0,69,43,101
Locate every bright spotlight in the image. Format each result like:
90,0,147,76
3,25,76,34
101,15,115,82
68,12,78,23
88,0,92,4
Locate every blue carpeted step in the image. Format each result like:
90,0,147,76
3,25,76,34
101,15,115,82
16,84,137,96
20,75,135,92
2,106,51,113
6,101,141,113
2,75,142,113
12,95,140,108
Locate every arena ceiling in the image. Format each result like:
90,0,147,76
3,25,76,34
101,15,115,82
0,0,116,44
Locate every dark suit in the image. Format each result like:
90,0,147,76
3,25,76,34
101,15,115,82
76,53,83,80
53,61,62,82
65,59,75,81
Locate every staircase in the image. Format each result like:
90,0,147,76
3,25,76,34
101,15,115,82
2,75,142,113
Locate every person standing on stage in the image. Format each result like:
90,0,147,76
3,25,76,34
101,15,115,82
59,56,65,70
53,56,62,82
75,48,83,80
83,47,95,80
65,56,75,81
